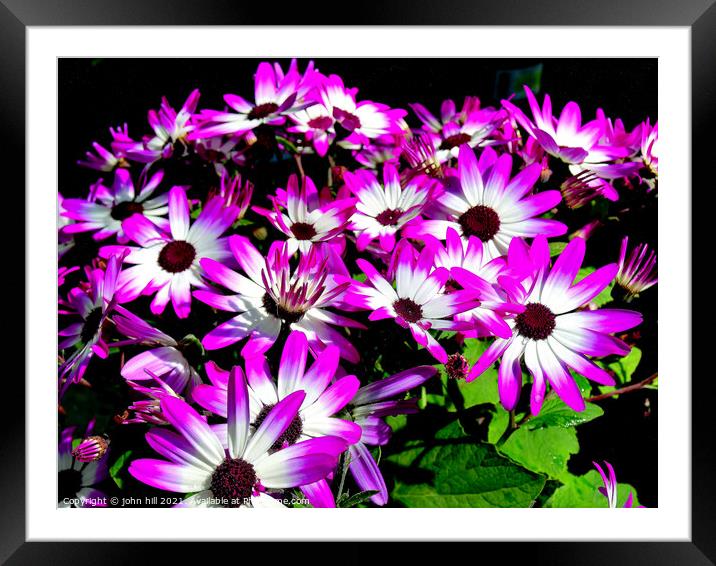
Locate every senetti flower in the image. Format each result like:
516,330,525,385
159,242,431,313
195,237,364,362
209,170,254,220
129,368,346,508
347,366,436,505
58,425,109,507
119,372,183,425
346,242,479,363
189,61,318,140
193,332,362,446
287,100,336,157
402,132,444,180
77,129,128,172
404,145,566,260
255,174,355,256
58,254,124,398
343,163,433,252
593,461,643,508
457,236,642,414
61,169,169,242
423,227,520,340
616,236,657,300
102,186,238,319
112,90,200,165
312,74,408,145
72,435,110,463
411,97,507,163
502,86,605,165
112,306,202,396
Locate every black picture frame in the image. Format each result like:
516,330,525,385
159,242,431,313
4,1,710,563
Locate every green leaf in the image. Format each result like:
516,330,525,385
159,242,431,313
387,421,545,507
576,267,614,307
545,470,641,508
385,414,408,434
462,338,490,365
487,406,510,444
110,450,133,489
458,369,500,409
500,426,579,481
606,346,642,384
524,398,604,430
549,241,568,257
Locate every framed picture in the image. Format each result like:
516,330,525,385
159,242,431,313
6,0,709,563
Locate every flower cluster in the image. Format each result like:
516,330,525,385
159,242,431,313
58,60,657,508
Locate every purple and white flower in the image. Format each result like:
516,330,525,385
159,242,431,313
458,236,642,414
616,236,657,299
129,367,346,508
255,174,355,255
193,332,361,446
346,242,479,363
195,237,364,362
404,145,566,260
344,163,434,252
112,305,202,396
101,186,238,319
61,168,168,242
189,61,318,140
58,254,124,398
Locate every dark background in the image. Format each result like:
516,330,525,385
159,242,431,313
58,58,658,507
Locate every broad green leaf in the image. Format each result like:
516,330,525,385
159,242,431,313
500,426,579,481
458,369,500,409
110,450,133,489
487,406,510,444
524,398,604,430
545,470,641,508
387,421,545,508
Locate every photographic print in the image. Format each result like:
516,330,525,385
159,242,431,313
57,57,657,510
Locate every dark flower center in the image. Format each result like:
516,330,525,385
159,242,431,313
210,458,257,507
334,108,362,131
110,201,144,221
80,307,104,343
440,133,472,150
157,240,196,273
515,302,556,340
458,205,501,242
248,102,279,120
262,293,306,324
58,469,83,502
290,222,317,241
307,116,333,130
445,353,469,380
253,404,303,450
393,298,423,324
375,208,403,226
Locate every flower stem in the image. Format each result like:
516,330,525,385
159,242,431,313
586,372,658,402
